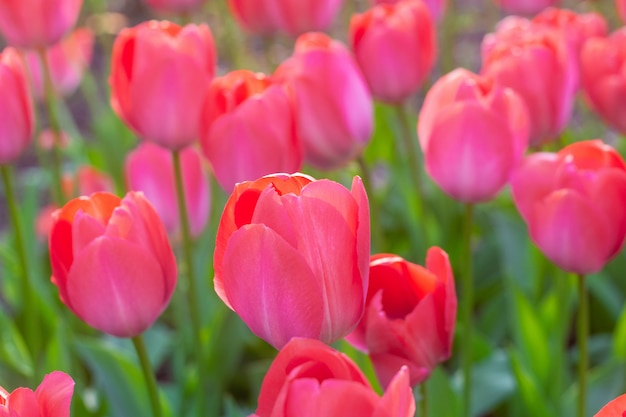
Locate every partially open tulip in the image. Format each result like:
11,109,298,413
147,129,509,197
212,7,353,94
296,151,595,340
49,192,177,337
492,0,558,15
0,371,74,417
595,393,626,416
347,248,456,387
125,142,210,237
274,33,373,170
417,68,529,203
110,21,216,150
200,70,302,192
214,173,370,349
143,0,207,13
23,27,94,100
580,28,626,135
250,338,415,417
350,0,436,103
228,0,343,37
0,0,82,48
0,47,34,165
511,140,626,274
481,18,577,147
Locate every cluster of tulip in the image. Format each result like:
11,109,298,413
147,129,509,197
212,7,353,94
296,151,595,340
2,0,626,416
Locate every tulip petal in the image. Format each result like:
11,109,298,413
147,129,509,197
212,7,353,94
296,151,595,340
375,367,416,417
6,388,38,417
285,379,378,417
510,152,561,221
594,393,626,417
35,371,75,417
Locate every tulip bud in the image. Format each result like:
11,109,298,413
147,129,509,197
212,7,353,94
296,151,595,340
0,371,75,417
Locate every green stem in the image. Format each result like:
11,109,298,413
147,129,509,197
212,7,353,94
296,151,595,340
37,48,65,205
356,154,385,252
420,381,428,417
577,273,588,417
461,203,475,417
132,335,163,417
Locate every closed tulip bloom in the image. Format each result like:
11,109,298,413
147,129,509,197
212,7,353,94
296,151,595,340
110,21,216,150
417,68,529,203
275,33,373,170
23,27,94,100
0,0,82,48
0,371,74,417
49,192,177,337
0,47,34,165
492,0,558,15
481,18,577,146
228,0,342,37
250,338,415,417
144,0,207,13
347,248,456,388
581,28,626,135
595,394,626,416
200,70,302,192
350,0,436,103
125,142,210,237
511,140,626,274
214,173,370,349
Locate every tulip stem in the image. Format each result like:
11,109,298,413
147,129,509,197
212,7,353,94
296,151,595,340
37,48,65,206
577,273,588,417
356,155,385,252
461,202,475,417
420,381,428,417
132,335,163,417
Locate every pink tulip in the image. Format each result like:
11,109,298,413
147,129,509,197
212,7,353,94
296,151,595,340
417,68,529,203
250,338,415,417
350,0,436,103
62,165,114,199
274,33,373,170
595,393,626,416
511,140,626,274
0,0,82,48
144,0,207,13
580,28,626,135
492,0,558,15
481,17,577,146
49,192,177,337
110,21,216,150
0,371,74,417
23,27,94,100
347,248,457,387
214,173,370,349
228,0,342,37
125,142,210,237
371,0,446,22
199,70,302,192
0,47,34,165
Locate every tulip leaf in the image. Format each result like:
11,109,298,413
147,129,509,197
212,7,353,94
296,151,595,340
612,304,626,360
509,349,554,417
469,349,516,417
0,311,33,379
426,367,460,417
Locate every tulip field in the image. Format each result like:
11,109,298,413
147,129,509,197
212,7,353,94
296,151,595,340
3,0,626,416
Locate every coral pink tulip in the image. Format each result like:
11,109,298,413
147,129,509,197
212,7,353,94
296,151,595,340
481,17,577,146
228,0,342,37
417,68,529,203
125,142,210,237
580,28,626,135
595,393,626,416
110,21,216,150
23,27,94,100
144,0,207,13
274,33,373,170
511,140,626,274
347,248,457,387
200,70,302,192
350,0,436,103
0,0,82,48
250,338,415,417
492,0,558,15
214,173,370,349
0,47,34,165
49,192,177,337
0,371,74,417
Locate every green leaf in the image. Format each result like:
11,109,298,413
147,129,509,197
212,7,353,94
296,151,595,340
426,367,460,417
470,350,516,416
0,311,33,379
509,349,554,417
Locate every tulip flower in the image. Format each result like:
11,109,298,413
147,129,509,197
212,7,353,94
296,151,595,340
492,0,558,15
417,68,529,203
228,0,342,37
49,192,177,337
350,0,436,103
110,20,216,150
580,28,626,136
200,70,302,192
143,0,207,13
250,338,415,417
23,27,94,100
481,18,577,147
0,0,82,48
125,142,210,237
214,173,370,349
274,33,373,170
0,371,75,417
347,248,457,387
510,140,626,274
594,393,626,417
0,47,34,165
